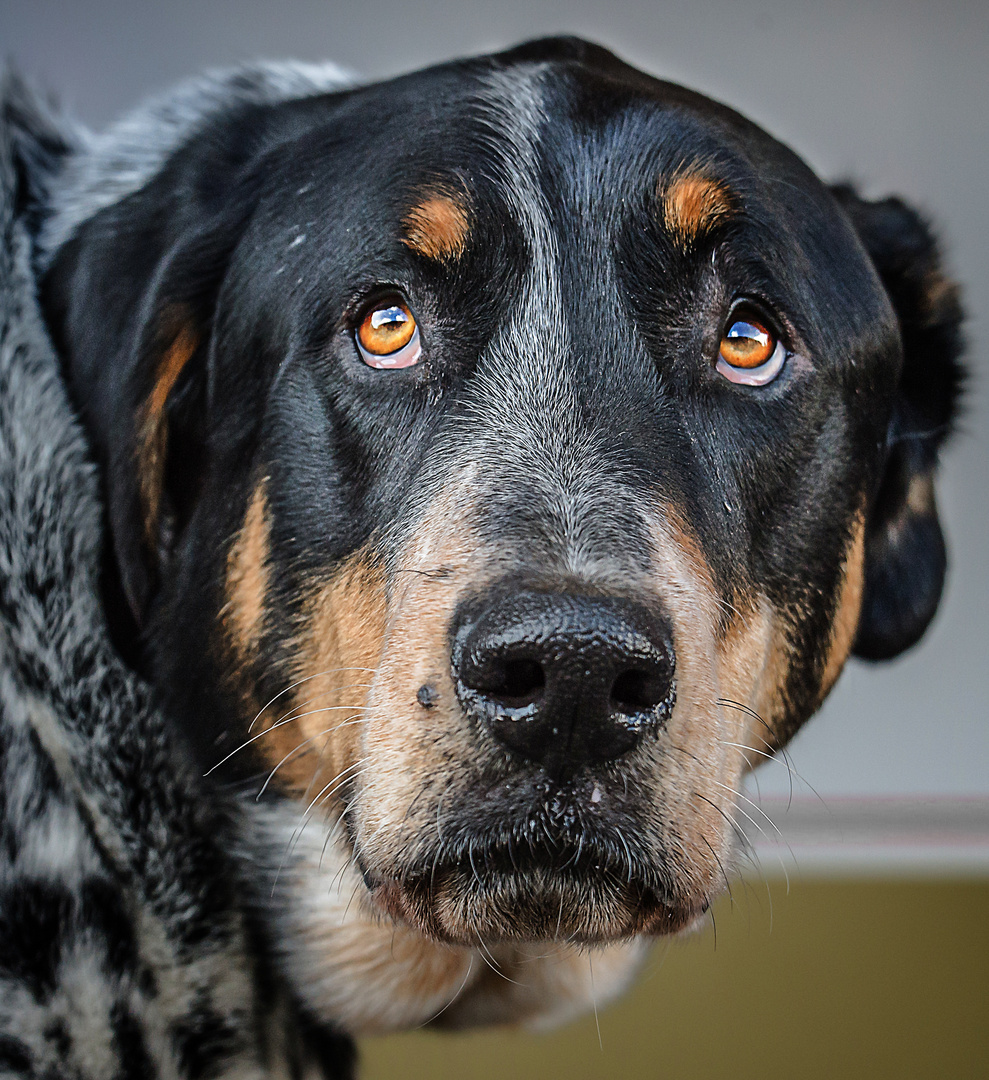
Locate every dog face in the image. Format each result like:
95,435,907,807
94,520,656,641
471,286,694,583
42,34,962,1007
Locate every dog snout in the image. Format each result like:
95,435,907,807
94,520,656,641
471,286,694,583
452,590,676,780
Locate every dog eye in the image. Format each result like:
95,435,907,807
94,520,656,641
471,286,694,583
716,308,786,386
355,298,422,369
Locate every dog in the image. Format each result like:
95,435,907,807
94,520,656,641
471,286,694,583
26,32,962,1056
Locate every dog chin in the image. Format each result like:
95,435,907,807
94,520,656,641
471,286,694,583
364,859,706,946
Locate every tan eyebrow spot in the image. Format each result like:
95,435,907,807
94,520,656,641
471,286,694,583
661,171,734,243
224,479,271,665
402,191,470,262
137,321,199,543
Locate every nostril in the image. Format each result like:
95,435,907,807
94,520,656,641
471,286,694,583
611,668,668,715
464,654,546,707
498,658,545,705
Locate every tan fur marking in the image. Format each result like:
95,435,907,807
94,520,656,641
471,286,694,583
662,171,734,242
642,508,744,899
353,483,484,856
717,596,791,763
402,191,470,262
819,513,867,700
224,480,270,663
136,323,199,542
251,550,388,795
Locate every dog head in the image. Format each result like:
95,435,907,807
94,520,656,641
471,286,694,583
41,36,963,1027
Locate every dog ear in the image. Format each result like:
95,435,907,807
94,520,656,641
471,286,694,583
830,185,965,660
42,176,257,627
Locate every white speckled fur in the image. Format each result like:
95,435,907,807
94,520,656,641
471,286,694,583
0,67,356,1080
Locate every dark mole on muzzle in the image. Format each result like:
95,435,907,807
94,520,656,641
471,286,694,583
451,588,676,782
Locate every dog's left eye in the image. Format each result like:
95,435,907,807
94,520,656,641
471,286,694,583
355,298,422,369
716,308,786,386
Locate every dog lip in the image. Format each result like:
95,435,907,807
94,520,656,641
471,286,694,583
360,816,694,941
354,797,713,942
368,856,702,944
434,833,636,879
364,825,645,890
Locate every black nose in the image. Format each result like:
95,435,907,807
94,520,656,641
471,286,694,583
452,590,676,780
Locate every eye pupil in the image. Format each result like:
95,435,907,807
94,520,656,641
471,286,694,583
715,307,787,386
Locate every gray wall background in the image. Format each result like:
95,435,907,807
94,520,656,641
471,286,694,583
4,0,986,798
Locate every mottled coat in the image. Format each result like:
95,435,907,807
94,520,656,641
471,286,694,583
0,71,355,1080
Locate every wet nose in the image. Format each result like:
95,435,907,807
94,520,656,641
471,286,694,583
452,590,676,780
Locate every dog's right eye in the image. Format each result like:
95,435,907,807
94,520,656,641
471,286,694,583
355,298,422,369
715,306,786,386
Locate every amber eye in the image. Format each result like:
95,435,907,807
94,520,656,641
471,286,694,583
356,298,421,369
716,309,786,386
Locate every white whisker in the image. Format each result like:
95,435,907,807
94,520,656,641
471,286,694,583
271,684,373,724
248,667,376,731
207,702,380,777
588,954,603,1052
416,954,475,1028
255,714,372,800
709,780,785,840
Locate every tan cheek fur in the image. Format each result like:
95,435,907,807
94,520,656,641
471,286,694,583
643,510,751,890
718,511,868,764
818,512,866,701
717,596,791,765
265,552,389,797
224,479,271,666
351,482,486,869
224,490,389,798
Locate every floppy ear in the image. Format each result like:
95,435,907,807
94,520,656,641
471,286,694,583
830,185,965,660
42,190,254,626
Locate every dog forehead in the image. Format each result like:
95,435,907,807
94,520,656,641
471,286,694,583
259,55,758,220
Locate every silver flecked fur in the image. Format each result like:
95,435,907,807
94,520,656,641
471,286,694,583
0,69,354,1080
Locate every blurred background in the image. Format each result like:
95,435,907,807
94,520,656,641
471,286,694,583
4,1,987,1075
